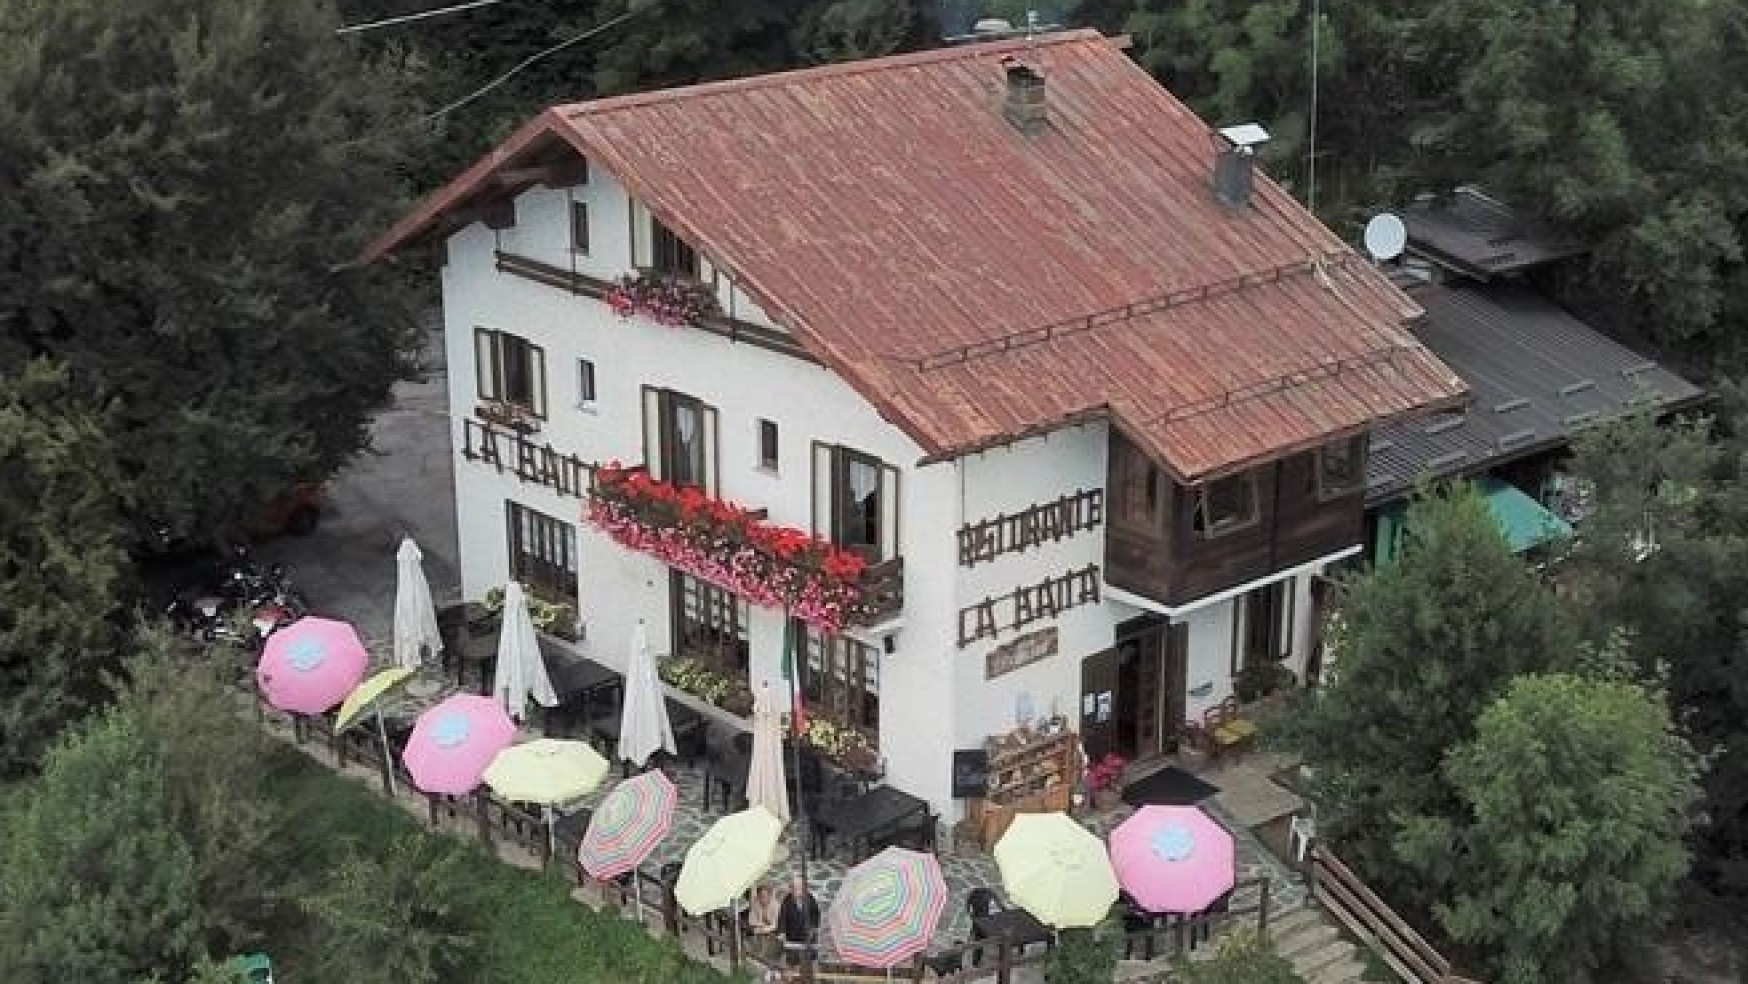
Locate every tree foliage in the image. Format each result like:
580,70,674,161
1397,673,1699,984
0,359,128,776
1563,401,1748,903
0,0,425,550
299,834,475,984
1286,483,1574,914
0,711,203,984
1114,0,1748,369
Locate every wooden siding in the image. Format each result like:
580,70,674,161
1106,433,1362,607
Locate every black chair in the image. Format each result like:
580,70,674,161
966,888,1006,966
1119,892,1161,960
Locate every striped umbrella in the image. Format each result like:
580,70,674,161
578,770,677,881
826,847,948,969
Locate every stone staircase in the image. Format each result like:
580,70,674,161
1269,906,1371,984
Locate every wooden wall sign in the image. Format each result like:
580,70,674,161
986,627,1059,680
461,417,597,499
958,564,1102,647
958,489,1105,567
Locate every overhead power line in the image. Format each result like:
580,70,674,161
337,0,508,35
422,3,658,122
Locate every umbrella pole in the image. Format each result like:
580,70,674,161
375,705,397,797
544,804,556,866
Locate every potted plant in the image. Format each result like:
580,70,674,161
1085,752,1127,809
474,398,539,434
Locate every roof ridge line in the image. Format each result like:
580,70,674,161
909,249,1358,371
558,29,1108,118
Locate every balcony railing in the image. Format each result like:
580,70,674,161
585,464,902,632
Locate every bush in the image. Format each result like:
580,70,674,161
1175,929,1302,984
1046,926,1117,984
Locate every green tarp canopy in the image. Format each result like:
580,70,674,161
1375,477,1573,565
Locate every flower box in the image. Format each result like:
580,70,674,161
605,273,719,328
475,399,540,434
586,463,872,632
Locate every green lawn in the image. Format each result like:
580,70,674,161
266,746,745,984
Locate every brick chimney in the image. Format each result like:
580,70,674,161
1001,57,1047,135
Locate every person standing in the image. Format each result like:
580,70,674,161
778,875,820,964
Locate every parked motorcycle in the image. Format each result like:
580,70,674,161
165,547,307,649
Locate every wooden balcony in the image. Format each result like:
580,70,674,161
854,556,904,625
1105,435,1363,608
589,465,903,629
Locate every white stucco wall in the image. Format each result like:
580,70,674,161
951,426,1110,752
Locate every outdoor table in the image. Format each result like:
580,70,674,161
588,701,706,767
813,785,928,861
545,652,621,726
973,908,1053,950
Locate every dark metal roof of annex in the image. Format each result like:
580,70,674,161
366,31,1466,481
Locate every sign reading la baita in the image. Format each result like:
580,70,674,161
958,564,1102,647
461,416,596,498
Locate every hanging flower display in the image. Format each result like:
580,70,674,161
604,273,719,328
586,463,870,632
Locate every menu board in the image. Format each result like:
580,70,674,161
952,749,990,799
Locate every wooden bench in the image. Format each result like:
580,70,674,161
1203,696,1257,761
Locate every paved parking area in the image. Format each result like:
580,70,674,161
259,326,462,646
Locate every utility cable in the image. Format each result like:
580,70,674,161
422,3,658,122
337,0,508,35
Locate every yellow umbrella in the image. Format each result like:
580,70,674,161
993,812,1119,929
484,739,611,858
483,739,610,805
335,667,416,797
335,667,416,731
675,805,783,917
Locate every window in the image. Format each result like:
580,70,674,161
1193,472,1259,538
642,387,718,492
1314,435,1367,500
652,217,700,279
506,502,577,603
757,419,780,472
1232,580,1289,674
671,571,749,677
800,625,880,739
814,443,899,562
570,200,590,254
576,359,596,409
1110,434,1166,532
474,328,547,417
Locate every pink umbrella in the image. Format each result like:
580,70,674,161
256,616,369,715
402,694,517,795
1109,805,1236,914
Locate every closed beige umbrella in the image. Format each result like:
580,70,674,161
743,683,790,823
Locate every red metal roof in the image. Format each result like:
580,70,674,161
366,31,1466,480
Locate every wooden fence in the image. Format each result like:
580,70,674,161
1305,843,1483,984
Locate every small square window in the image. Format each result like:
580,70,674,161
757,419,779,471
570,200,590,254
1314,435,1367,500
577,358,596,408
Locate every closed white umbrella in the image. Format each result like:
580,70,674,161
393,537,443,671
492,582,558,722
744,682,790,823
617,619,675,769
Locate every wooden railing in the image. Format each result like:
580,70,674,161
855,556,904,624
1306,843,1483,984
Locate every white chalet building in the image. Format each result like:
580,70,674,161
365,31,1466,819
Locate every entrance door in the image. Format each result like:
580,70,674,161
1080,647,1119,763
1237,580,1288,673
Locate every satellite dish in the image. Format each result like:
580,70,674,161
1364,213,1407,262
